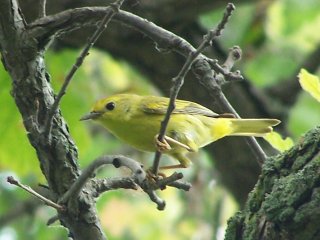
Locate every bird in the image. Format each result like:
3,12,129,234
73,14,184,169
81,94,280,169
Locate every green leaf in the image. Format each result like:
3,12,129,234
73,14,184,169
298,68,320,102
264,131,294,152
0,66,42,178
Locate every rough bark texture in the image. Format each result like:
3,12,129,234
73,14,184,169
225,126,320,240
0,0,105,239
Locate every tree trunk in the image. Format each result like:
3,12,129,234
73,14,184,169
0,0,106,239
225,126,320,240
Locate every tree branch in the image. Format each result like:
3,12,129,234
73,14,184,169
27,7,241,81
7,176,64,211
59,155,145,204
39,0,46,18
93,177,139,194
193,47,268,165
59,155,191,210
152,3,236,175
43,0,125,139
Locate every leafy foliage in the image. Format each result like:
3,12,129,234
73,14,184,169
264,132,294,152
298,69,320,102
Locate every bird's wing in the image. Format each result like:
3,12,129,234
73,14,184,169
141,96,222,118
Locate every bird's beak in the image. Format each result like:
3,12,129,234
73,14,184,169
80,111,103,121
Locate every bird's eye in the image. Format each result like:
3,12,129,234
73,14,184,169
105,102,115,111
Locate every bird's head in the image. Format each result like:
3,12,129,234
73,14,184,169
80,94,135,123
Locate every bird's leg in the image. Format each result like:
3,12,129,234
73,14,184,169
158,153,192,170
159,164,188,170
163,136,192,151
146,168,166,182
146,164,186,182
154,134,192,152
154,134,172,152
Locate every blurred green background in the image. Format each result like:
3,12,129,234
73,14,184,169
1,0,320,239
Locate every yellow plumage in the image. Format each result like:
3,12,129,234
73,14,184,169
81,94,280,169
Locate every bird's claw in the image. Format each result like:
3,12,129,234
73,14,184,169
154,134,193,152
154,134,172,152
146,168,166,183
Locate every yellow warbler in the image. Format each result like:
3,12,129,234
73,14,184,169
81,94,280,169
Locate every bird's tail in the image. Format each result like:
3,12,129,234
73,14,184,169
210,118,280,141
229,119,280,136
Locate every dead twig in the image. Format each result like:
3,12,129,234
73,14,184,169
7,176,64,211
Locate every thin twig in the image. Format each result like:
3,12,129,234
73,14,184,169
43,0,125,139
94,177,139,195
47,215,59,226
168,180,192,191
207,46,243,83
58,155,144,204
194,47,267,165
146,191,166,210
218,93,267,165
215,46,267,164
152,3,236,175
155,172,184,188
7,176,64,211
39,0,46,18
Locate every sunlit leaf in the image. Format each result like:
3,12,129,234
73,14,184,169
267,0,320,51
298,68,320,102
264,131,294,152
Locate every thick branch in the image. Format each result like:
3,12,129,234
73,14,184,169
27,8,220,63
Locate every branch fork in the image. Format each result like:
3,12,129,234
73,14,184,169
59,155,191,211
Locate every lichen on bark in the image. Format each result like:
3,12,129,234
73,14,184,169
225,126,320,240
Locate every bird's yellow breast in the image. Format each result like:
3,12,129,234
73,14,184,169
97,112,213,154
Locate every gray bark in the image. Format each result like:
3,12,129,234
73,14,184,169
0,0,105,239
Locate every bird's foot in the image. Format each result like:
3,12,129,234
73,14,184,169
154,134,172,152
154,134,192,152
146,168,166,183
